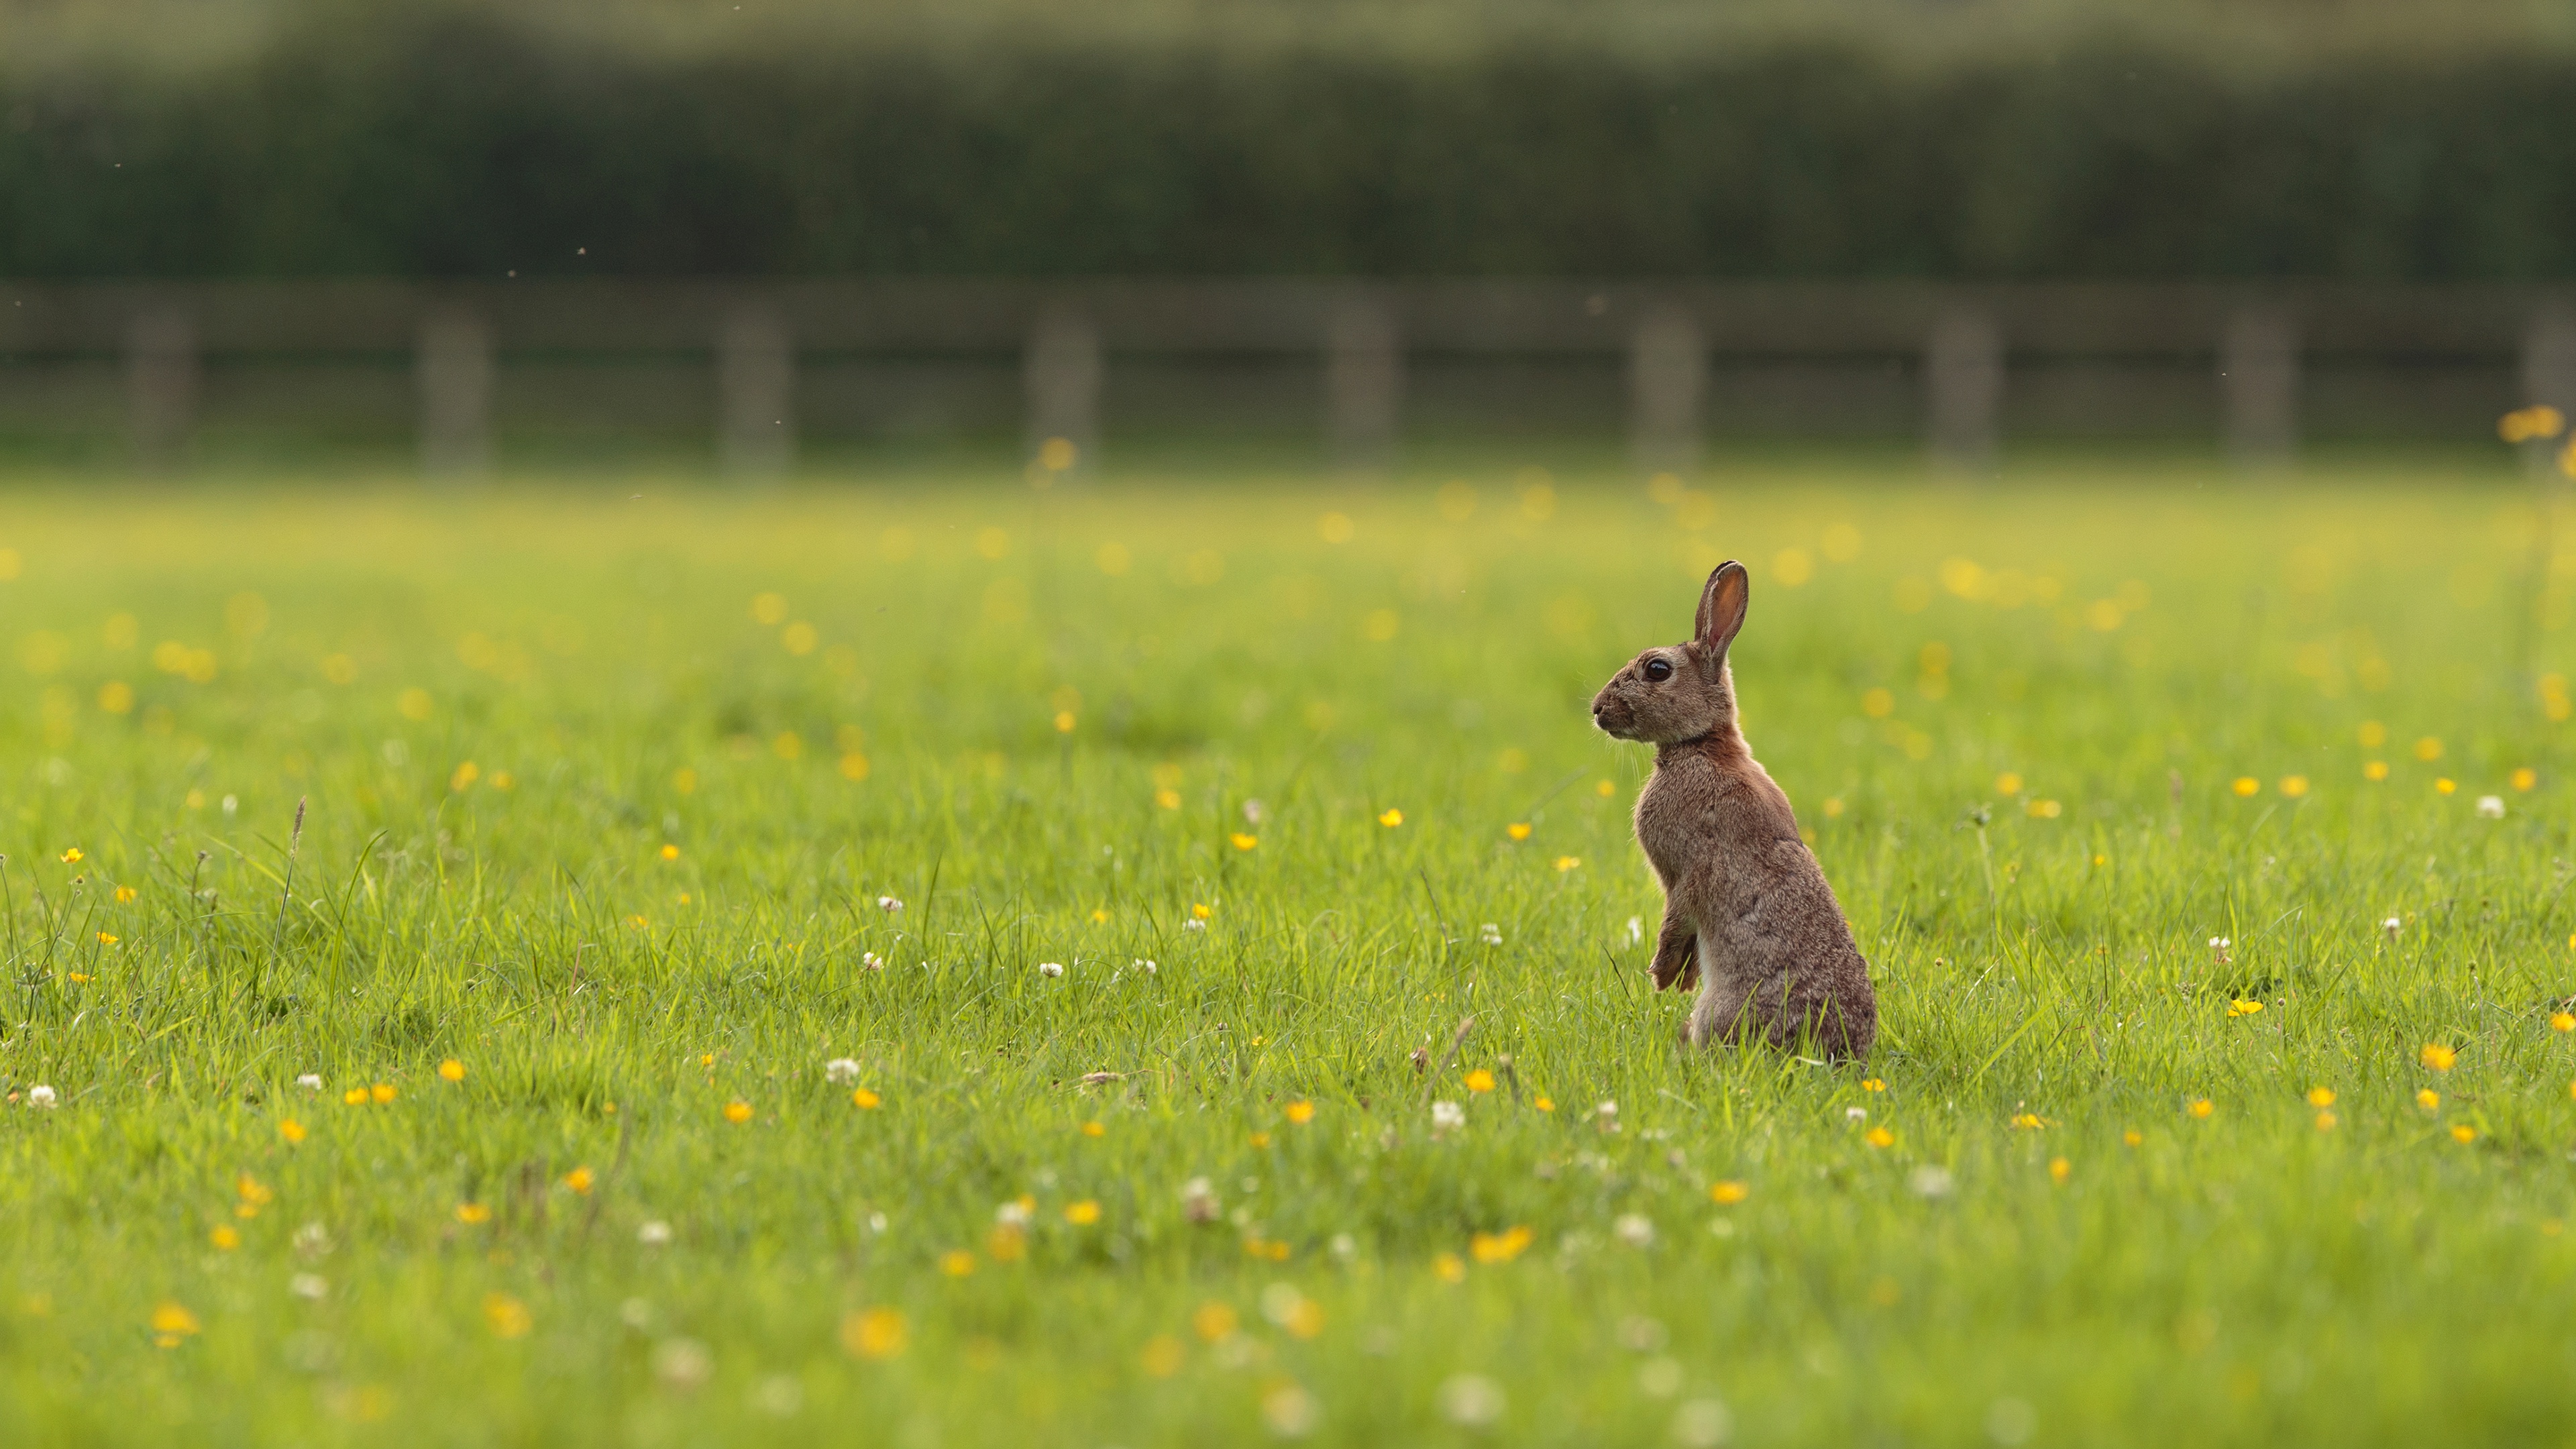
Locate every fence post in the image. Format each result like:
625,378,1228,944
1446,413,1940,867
417,308,493,478
718,304,796,480
1025,307,1100,476
2523,309,2576,421
126,309,196,468
2220,309,2300,470
1925,307,2002,474
1628,302,1705,475
1324,294,1402,471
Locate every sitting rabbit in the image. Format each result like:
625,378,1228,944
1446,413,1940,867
1591,561,1876,1060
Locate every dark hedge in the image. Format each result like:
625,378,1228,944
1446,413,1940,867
3,10,2572,278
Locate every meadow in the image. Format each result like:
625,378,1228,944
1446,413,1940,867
2,455,2573,1446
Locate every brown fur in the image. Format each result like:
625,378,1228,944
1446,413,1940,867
1590,561,1877,1061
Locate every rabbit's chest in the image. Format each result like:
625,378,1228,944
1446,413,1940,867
1632,770,1712,885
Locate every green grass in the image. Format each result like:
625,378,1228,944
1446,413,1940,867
4,458,2575,1446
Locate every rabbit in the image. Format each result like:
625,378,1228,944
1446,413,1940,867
1590,560,1877,1061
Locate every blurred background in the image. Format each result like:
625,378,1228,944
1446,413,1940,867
5,0,2575,475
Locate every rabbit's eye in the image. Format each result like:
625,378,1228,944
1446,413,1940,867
1643,657,1674,682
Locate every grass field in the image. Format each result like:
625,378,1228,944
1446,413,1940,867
4,459,2575,1446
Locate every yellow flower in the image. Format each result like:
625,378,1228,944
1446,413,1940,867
237,1174,273,1205
2123,1130,2143,1147
483,1293,532,1338
853,1088,881,1110
1191,902,1212,920
210,1225,240,1250
456,1202,492,1224
2278,775,2310,798
2435,777,2457,795
2417,1089,2441,1111
1053,710,1077,733
2306,1087,2335,1108
564,1166,594,1195
1595,779,1615,797
59,848,83,864
449,761,480,792
1065,1199,1102,1226
2552,1012,2575,1032
278,1118,306,1144
2315,1111,2338,1132
1230,833,1258,851
1433,1252,1467,1283
2047,1157,2072,1185
660,843,680,861
1863,1126,1895,1148
2010,1112,2045,1130
1506,822,1532,841
341,1087,368,1106
939,1250,976,1277
1995,771,2024,795
437,1059,465,1083
150,1302,201,1342
2420,1043,2457,1073
1248,1131,1271,1148
1823,798,1845,818
2450,1123,2477,1144
2363,761,2389,782
95,932,117,946
1378,808,1403,828
1191,1301,1239,1341
2188,1099,2214,1119
1155,788,1182,810
2415,737,2444,761
1139,1334,1187,1376
2231,777,2259,797
1553,856,1582,872
986,1224,1027,1262
2025,799,2062,818
1709,1181,1750,1205
114,885,136,904
67,972,90,983
1277,1102,1316,1128
1533,1096,1554,1112
2226,999,2263,1018
1861,1078,1886,1093
1469,1226,1534,1263
369,1083,396,1104
842,1307,909,1359
2514,767,2539,791
1089,908,1109,923
1463,1069,1496,1093
724,1100,753,1124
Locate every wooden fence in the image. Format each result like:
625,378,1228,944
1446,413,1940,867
3,278,2572,471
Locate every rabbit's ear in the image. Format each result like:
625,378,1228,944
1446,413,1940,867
1695,561,1750,653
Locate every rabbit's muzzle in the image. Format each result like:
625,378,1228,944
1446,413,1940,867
1591,686,1637,739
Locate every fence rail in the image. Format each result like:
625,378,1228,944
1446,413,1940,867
4,279,2572,472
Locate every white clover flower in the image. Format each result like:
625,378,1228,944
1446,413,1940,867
861,952,883,971
1909,1165,1955,1199
295,1073,323,1091
995,1199,1032,1227
1134,958,1157,975
1627,916,1644,945
1431,1100,1466,1130
824,1058,862,1085
1183,918,1207,932
1038,961,1065,978
652,1338,712,1391
1844,1106,1868,1122
2208,936,2231,966
638,1220,674,1246
1439,1374,1506,1428
876,896,904,914
1613,1213,1656,1248
1182,1177,1221,1223
1479,923,1503,947
2383,916,2402,938
2476,795,2506,819
27,1085,56,1108
289,1273,328,1301
1242,798,1269,825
